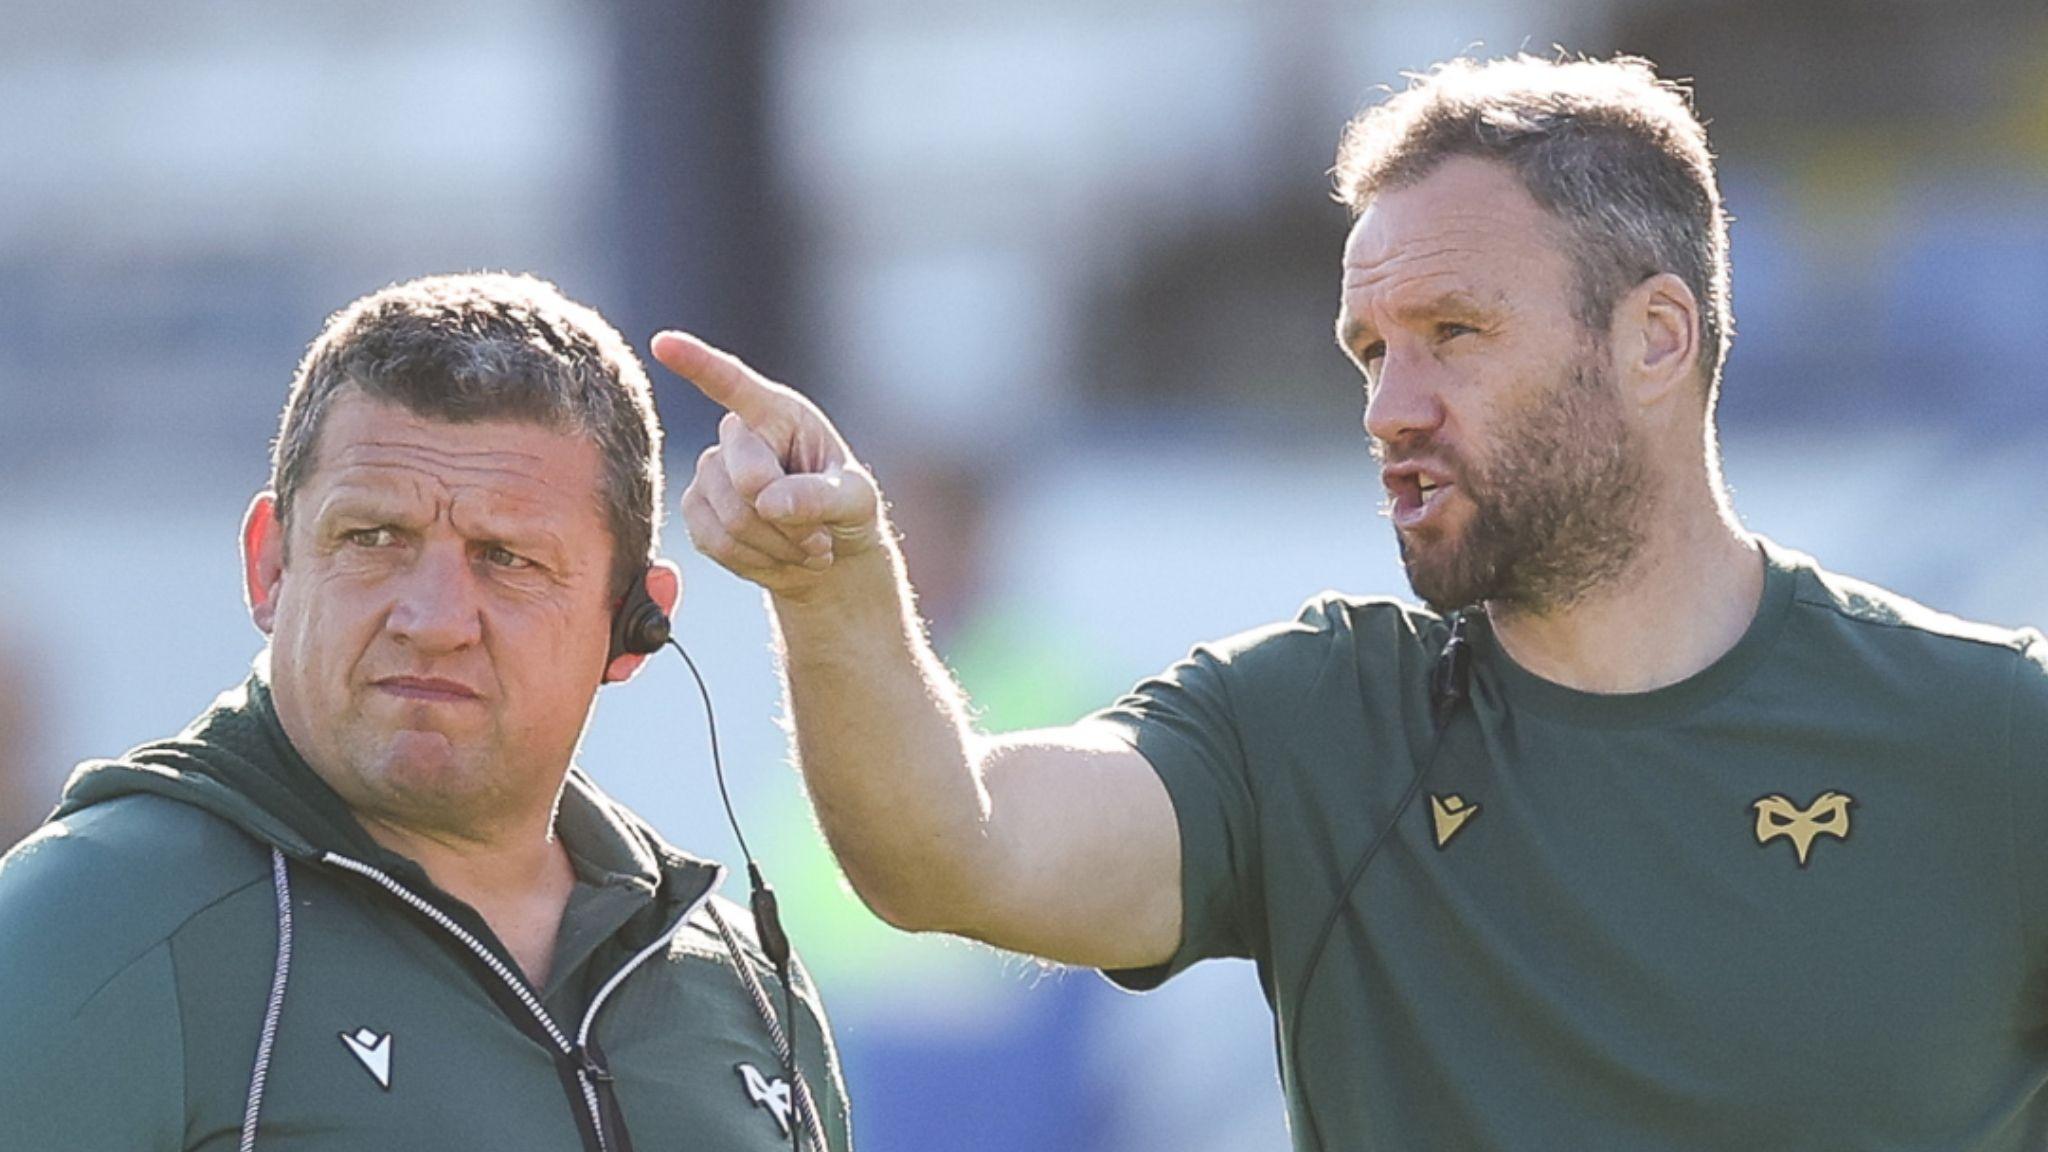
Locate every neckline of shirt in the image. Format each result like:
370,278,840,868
1463,536,1797,729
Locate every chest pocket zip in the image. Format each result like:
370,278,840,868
317,852,625,1150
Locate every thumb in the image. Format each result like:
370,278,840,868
756,466,881,534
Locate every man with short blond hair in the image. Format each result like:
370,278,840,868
660,53,2048,1150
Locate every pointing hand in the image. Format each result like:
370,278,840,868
651,332,883,597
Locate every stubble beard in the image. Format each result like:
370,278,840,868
1391,354,1653,618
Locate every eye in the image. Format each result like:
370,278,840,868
1356,340,1386,388
1435,322,1478,342
342,526,400,548
482,544,535,571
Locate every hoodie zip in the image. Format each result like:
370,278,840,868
321,851,723,1152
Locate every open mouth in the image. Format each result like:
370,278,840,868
1385,468,1455,529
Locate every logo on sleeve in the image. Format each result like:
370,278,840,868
1751,791,1854,867
736,1062,793,1136
339,1028,393,1090
1429,794,1479,849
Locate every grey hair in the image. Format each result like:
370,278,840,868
1334,53,1733,401
271,272,663,596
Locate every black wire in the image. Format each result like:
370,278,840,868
782,969,801,1152
667,638,757,869
665,636,806,1150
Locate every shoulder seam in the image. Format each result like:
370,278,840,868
67,870,272,1021
1790,587,2032,654
172,936,190,1135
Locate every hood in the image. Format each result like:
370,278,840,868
51,668,722,912
54,671,391,867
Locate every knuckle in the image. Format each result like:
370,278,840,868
679,486,709,522
704,475,749,522
683,496,749,563
696,521,741,559
680,507,717,551
742,527,807,564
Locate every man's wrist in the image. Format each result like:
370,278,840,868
770,542,903,621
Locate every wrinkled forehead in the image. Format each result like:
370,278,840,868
319,441,557,506
1341,157,1571,303
299,393,605,526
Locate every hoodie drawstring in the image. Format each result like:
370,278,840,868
240,848,294,1152
705,902,828,1151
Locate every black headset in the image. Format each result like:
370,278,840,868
608,577,674,662
608,573,808,1150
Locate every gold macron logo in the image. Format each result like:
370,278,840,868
1430,793,1479,849
1751,791,1854,867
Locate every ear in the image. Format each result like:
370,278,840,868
602,558,683,685
241,492,286,635
1612,272,1701,407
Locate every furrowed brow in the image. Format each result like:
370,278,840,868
1339,289,1492,352
312,485,429,527
1335,312,1371,356
1393,289,1490,323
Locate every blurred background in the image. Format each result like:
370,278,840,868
3,1,2045,1148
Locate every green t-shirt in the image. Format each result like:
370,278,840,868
1095,539,2048,1151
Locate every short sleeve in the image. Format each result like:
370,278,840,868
1088,634,1277,992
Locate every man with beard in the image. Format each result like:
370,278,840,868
656,54,2048,1150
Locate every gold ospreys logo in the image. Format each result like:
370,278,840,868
1751,791,1854,867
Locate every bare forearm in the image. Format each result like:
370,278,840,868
658,336,1180,964
769,539,995,931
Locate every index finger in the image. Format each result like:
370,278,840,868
649,330,791,430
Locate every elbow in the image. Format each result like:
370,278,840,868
845,873,954,935
838,856,989,937
861,891,940,933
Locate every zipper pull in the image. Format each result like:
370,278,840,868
572,1043,615,1083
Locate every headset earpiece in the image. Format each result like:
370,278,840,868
608,572,673,662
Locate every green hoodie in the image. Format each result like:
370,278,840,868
0,674,852,1152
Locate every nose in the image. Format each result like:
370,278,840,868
1362,349,1445,449
385,543,483,653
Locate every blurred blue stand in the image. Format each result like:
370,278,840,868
846,979,1112,1152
